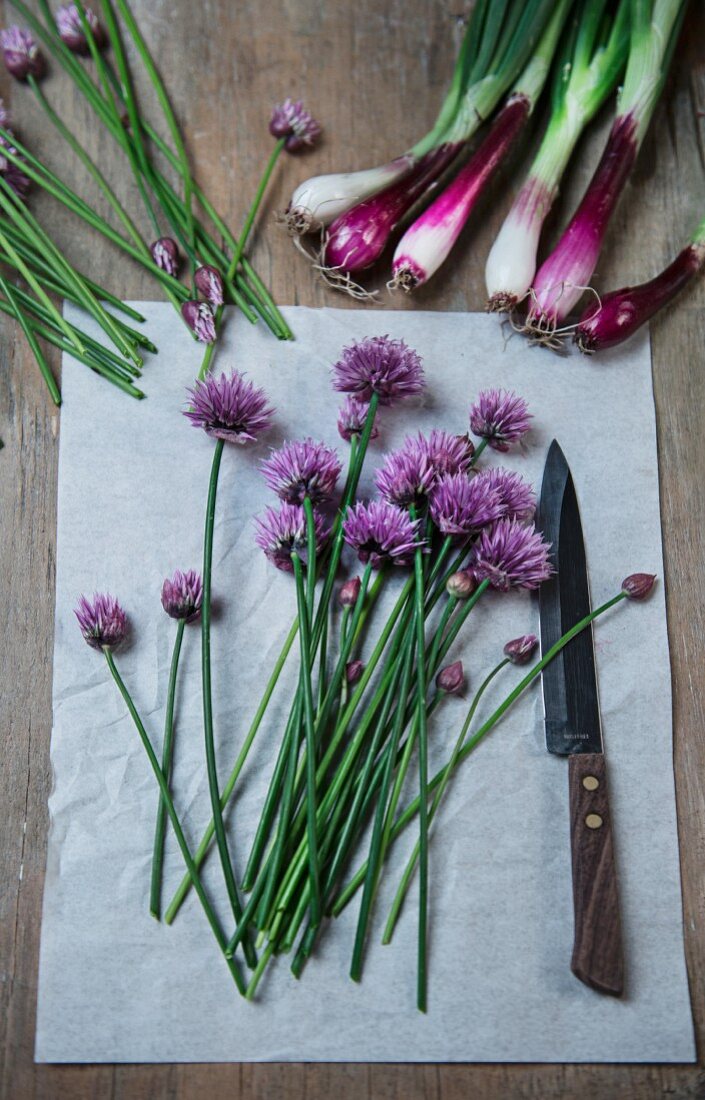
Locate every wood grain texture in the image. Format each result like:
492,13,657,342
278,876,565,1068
1,1,704,1096
568,753,624,998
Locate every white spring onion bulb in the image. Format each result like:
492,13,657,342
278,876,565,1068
286,158,415,234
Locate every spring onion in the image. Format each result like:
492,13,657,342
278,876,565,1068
317,0,559,284
390,0,571,292
526,0,688,337
575,213,705,351
485,0,629,311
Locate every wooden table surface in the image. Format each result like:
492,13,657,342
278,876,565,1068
1,1,704,1096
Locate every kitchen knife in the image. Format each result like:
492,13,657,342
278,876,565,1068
536,439,624,997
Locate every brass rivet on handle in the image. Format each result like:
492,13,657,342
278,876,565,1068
585,813,603,830
583,775,599,791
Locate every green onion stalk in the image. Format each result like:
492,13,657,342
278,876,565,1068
485,0,631,312
526,0,689,335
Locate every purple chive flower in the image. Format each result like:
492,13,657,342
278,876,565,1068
182,300,216,343
472,518,552,592
161,569,203,623
0,26,46,80
331,335,425,406
150,237,180,277
195,264,225,307
343,500,422,569
74,593,128,651
184,371,274,444
261,438,342,504
622,573,656,600
254,502,328,572
429,472,502,537
56,4,105,54
436,660,465,696
374,437,436,507
337,395,379,443
269,98,321,153
446,568,477,599
338,575,361,607
345,660,365,686
504,634,539,664
0,134,30,198
424,429,475,475
469,388,532,452
474,467,536,523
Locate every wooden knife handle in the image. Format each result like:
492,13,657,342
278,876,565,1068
568,753,624,997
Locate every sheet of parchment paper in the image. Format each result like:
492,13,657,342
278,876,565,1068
35,303,694,1063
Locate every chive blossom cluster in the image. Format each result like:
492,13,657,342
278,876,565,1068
74,335,653,1014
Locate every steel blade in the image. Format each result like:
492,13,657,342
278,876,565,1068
536,440,603,756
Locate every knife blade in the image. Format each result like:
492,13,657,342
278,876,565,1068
536,440,624,997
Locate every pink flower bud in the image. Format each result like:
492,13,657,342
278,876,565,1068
56,5,106,55
0,27,46,81
345,660,365,686
503,634,538,665
195,264,225,307
182,300,216,343
150,237,180,277
621,573,656,600
446,569,476,600
436,660,465,696
338,576,361,608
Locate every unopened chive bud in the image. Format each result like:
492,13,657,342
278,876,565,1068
436,660,465,696
503,633,538,665
345,660,365,686
181,300,217,344
0,26,46,81
621,573,656,600
150,237,180,277
338,576,361,608
446,569,476,599
161,569,203,623
195,264,225,307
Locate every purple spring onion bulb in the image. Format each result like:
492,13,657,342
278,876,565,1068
184,370,274,444
576,233,705,354
150,237,180,277
284,155,418,236
74,593,128,650
331,335,424,406
321,144,461,278
436,660,465,696
503,634,539,664
391,95,531,291
0,26,46,80
161,569,203,622
336,395,379,443
445,568,476,599
472,518,552,592
343,500,422,569
621,573,656,600
526,115,639,335
254,502,328,572
194,264,225,307
474,467,536,523
345,660,365,686
181,300,217,344
469,388,532,452
338,575,362,608
269,98,321,153
56,4,106,54
429,472,503,537
0,133,30,198
261,438,342,504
